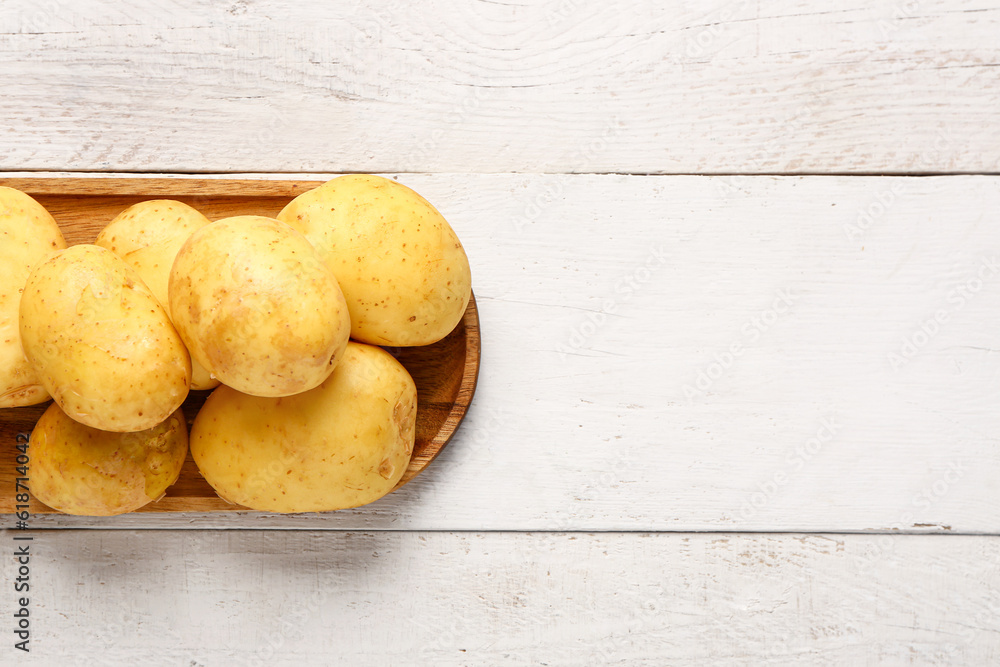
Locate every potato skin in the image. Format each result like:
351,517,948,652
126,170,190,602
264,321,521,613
191,342,416,512
168,215,350,398
0,187,67,407
277,174,472,346
95,199,218,390
29,403,188,516
19,244,191,432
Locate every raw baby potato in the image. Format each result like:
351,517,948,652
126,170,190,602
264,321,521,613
277,174,472,347
191,341,417,512
169,215,350,398
0,187,67,407
30,403,188,515
19,244,191,432
95,199,218,390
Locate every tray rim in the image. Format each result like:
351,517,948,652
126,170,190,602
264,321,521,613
393,292,480,491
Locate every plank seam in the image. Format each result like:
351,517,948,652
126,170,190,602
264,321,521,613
2,169,1000,177
8,528,1000,536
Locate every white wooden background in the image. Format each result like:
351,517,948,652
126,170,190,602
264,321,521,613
3,1,1000,664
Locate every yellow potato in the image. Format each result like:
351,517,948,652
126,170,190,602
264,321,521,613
168,215,350,398
95,199,218,390
191,341,416,512
277,174,472,346
0,187,66,407
19,244,191,432
29,403,188,515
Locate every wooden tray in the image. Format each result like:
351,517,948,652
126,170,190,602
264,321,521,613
0,177,481,513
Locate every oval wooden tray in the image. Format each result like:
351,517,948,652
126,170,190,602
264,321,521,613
0,177,481,514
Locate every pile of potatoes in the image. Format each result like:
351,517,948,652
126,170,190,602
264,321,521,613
0,175,472,515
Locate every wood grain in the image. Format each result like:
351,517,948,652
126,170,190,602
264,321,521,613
4,530,999,665
11,172,998,533
0,176,481,513
2,0,998,659
0,0,998,174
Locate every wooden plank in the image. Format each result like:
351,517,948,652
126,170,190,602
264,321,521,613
0,1,998,174
3,531,998,665
7,172,998,532
0,177,481,513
